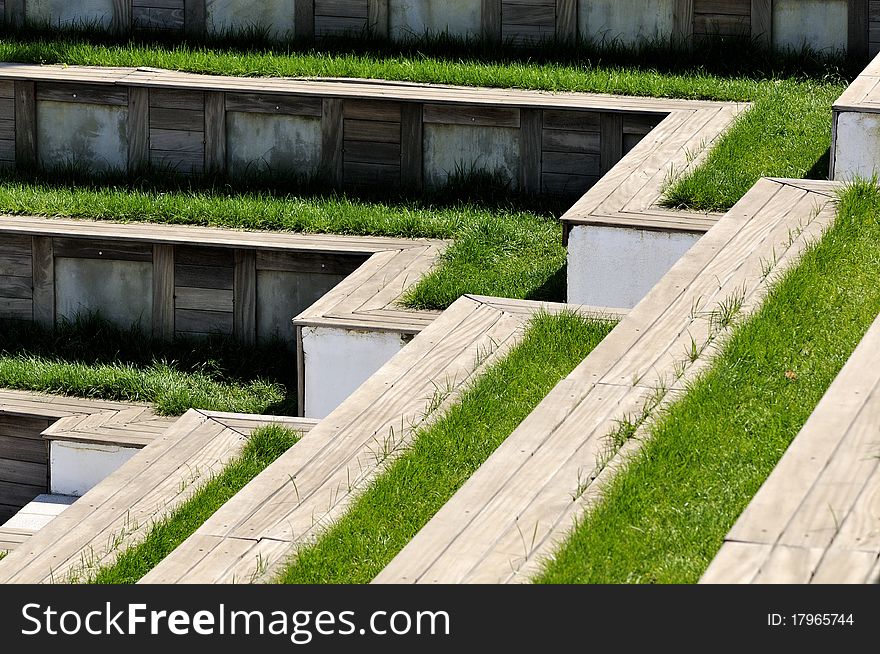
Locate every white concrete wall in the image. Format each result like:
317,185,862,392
301,326,407,419
37,101,128,172
567,224,700,308
257,270,345,343
226,112,322,177
833,111,880,181
772,0,847,53
580,0,674,46
50,441,140,496
389,0,482,40
206,0,296,39
26,0,114,28
55,258,153,328
423,124,520,189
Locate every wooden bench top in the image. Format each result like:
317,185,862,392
701,311,880,585
833,52,880,113
373,177,843,584
0,410,318,583
0,388,144,421
0,63,735,113
139,295,624,584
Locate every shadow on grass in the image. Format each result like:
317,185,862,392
806,147,831,180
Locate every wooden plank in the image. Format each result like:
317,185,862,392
204,91,226,175
673,0,695,41
400,103,423,191
112,0,132,34
502,3,555,27
555,0,577,41
255,250,365,275
0,297,32,320
423,104,520,128
4,0,23,28
295,0,316,40
750,0,771,47
184,0,206,35
542,172,597,196
482,0,502,41
321,98,344,187
175,264,234,290
149,128,204,153
35,83,129,106
0,480,42,507
30,237,52,328
520,108,541,194
542,109,600,132
149,107,204,132
367,0,388,37
0,275,31,299
316,0,368,17
175,287,233,312
14,81,35,168
694,13,750,36
850,0,870,60
599,112,623,174
175,245,235,267
152,244,175,340
149,88,204,111
225,93,322,117
543,151,600,175
344,119,400,143
0,255,31,277
128,87,150,171
344,140,400,165
343,99,401,122
0,415,52,440
343,161,400,186
0,458,47,487
53,238,152,262
542,129,599,153
233,250,256,346
0,435,47,465
175,308,233,334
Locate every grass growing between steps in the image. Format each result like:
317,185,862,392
277,310,614,584
537,180,880,584
0,315,292,415
0,33,849,212
90,424,300,584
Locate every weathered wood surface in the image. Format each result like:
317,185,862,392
0,410,317,584
701,308,880,584
140,295,621,583
373,178,842,584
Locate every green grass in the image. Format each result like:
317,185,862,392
91,424,300,584
277,310,614,584
0,314,292,415
0,33,850,212
537,179,880,584
0,551,7,561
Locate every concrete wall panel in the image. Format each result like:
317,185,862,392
226,111,322,178
37,101,128,172
423,123,520,189
55,258,153,328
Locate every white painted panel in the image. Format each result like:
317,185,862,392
423,123,520,189
389,0,481,40
568,224,700,308
37,101,128,172
55,258,153,328
26,0,114,28
257,270,345,343
833,112,880,181
302,326,406,419
50,441,139,496
772,0,847,53
206,0,296,38
580,0,675,46
226,111,322,178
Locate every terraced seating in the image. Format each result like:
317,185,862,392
701,311,880,585
0,494,75,554
0,409,317,583
373,177,842,584
138,295,624,583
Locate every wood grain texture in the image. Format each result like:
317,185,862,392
400,102,424,191
750,0,771,46
112,0,132,34
128,87,150,171
152,244,175,340
30,237,53,329
184,0,205,35
367,0,388,37
599,112,623,174
256,250,366,275
4,0,23,28
204,91,226,175
53,238,152,262
555,0,577,41
850,0,870,60
225,93,322,117
520,108,542,194
295,0,316,39
14,81,35,168
673,0,695,41
321,98,344,186
35,84,129,106
423,104,520,128
482,0,502,41
233,249,257,346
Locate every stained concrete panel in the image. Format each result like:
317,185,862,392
37,101,128,172
50,441,139,496
580,0,674,45
389,0,481,40
226,111,322,178
423,123,520,190
55,258,153,328
206,0,296,38
567,223,700,308
26,0,114,28
256,270,345,344
833,112,880,181
302,326,407,418
772,0,847,53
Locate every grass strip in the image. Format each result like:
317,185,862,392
277,310,614,583
0,314,290,415
0,34,848,211
91,424,300,584
537,179,880,584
